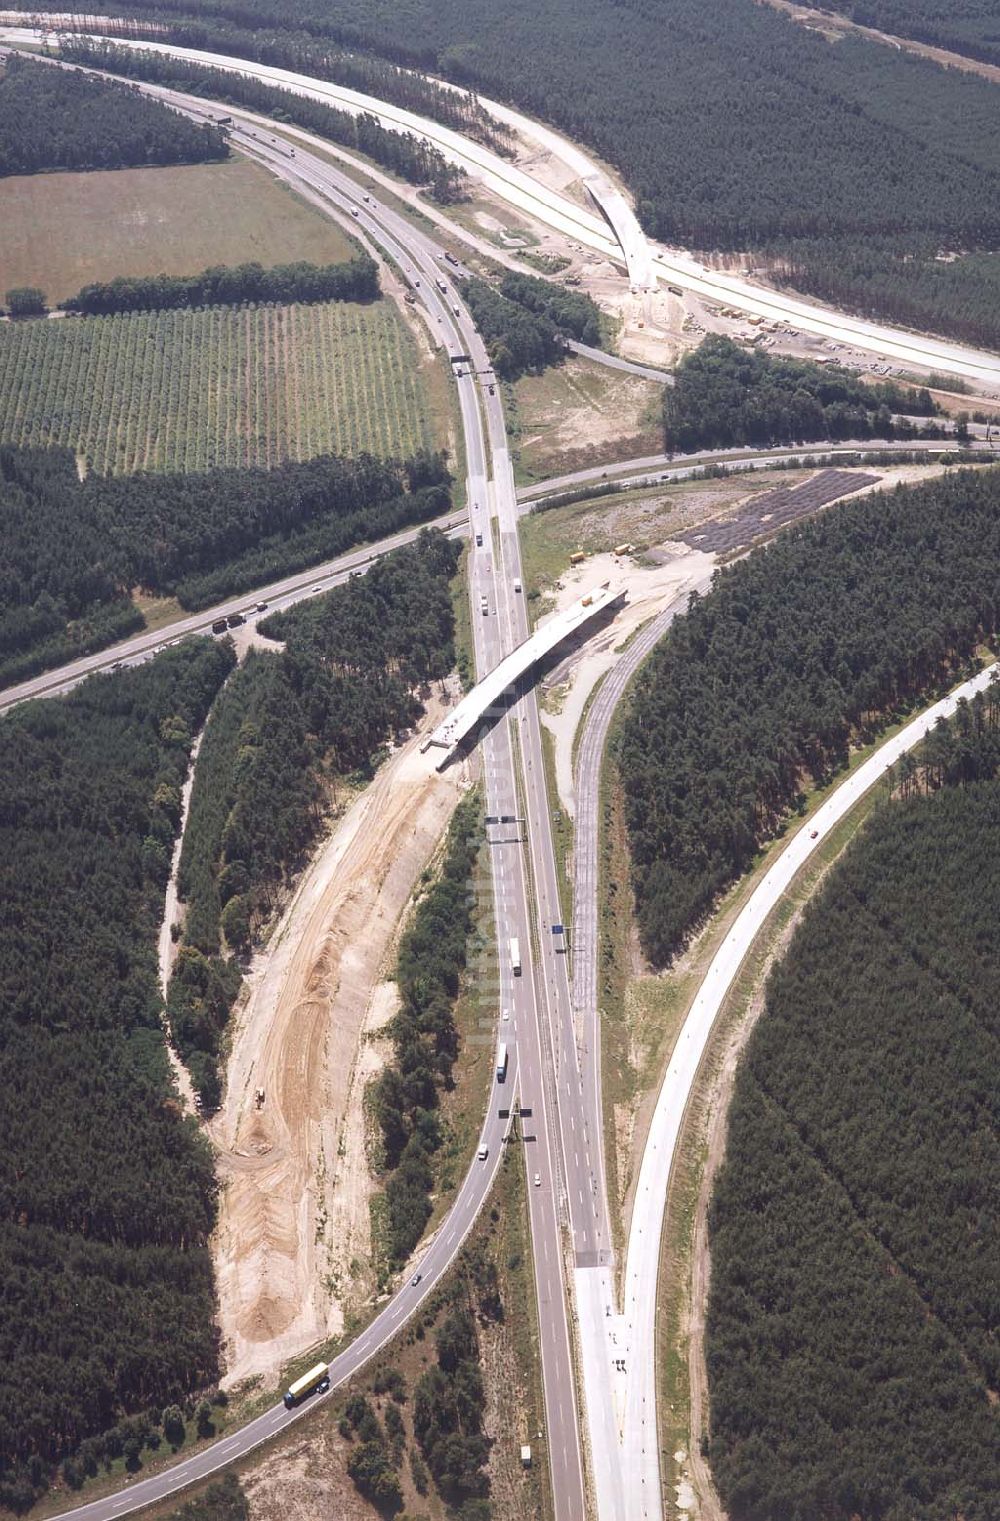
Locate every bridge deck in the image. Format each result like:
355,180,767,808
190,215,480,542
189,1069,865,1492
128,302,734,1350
425,582,626,767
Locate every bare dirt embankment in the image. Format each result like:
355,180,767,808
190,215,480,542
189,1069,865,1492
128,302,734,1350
538,547,714,816
157,730,204,1116
210,692,468,1389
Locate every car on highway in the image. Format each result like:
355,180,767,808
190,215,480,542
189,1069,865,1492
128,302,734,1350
534,1173,541,1188
411,1272,422,1286
475,533,483,546
478,1144,489,1161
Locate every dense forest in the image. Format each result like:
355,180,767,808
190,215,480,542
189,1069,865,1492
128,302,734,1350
0,446,451,688
617,466,1000,965
0,641,233,1510
825,0,1000,64
62,256,378,315
59,40,469,202
663,337,939,453
459,278,565,380
57,0,1000,243
707,695,1000,1520
0,53,226,175
0,447,144,690
497,270,603,348
370,791,481,1266
169,531,462,1109
770,238,1000,354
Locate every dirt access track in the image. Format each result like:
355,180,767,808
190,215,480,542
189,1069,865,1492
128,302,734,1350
210,694,468,1389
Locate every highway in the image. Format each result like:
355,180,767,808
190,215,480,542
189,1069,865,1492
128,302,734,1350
0,509,466,715
8,430,976,715
236,117,589,1521
7,32,1000,1521
11,22,1000,386
569,573,713,1520
27,100,587,1521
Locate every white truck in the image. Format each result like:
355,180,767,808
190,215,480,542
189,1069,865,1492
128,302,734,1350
496,1042,508,1082
510,937,521,976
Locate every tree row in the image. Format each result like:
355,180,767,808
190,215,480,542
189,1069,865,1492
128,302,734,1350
61,256,379,315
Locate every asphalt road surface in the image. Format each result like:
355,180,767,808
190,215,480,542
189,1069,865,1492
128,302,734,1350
36,105,585,1521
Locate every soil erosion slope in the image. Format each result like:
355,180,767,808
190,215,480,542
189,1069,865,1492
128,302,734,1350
211,695,467,1387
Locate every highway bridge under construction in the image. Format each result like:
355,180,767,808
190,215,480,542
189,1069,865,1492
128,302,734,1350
424,582,627,768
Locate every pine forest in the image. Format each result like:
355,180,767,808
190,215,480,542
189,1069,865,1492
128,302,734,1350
707,698,1000,1520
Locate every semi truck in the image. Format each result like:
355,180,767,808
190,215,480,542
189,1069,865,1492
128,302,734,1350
283,1361,330,1409
496,1042,508,1082
510,937,521,975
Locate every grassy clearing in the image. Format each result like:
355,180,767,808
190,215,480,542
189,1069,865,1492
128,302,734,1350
448,195,542,250
537,717,574,932
0,158,355,303
0,299,440,474
518,465,869,608
509,356,663,485
450,545,476,691
130,589,184,632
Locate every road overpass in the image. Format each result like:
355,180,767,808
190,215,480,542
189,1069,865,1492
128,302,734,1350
583,174,656,290
425,582,627,766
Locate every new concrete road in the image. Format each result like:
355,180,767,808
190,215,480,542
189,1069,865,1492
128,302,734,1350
35,107,587,1521
566,340,673,383
616,657,1000,1516
10,22,1000,386
569,573,712,1521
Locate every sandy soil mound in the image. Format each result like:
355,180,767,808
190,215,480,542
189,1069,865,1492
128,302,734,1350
211,692,468,1388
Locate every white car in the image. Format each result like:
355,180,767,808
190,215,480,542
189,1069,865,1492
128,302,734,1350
478,1145,489,1161
534,1173,541,1188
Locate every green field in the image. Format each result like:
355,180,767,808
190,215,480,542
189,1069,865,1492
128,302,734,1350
0,158,355,303
0,300,439,473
